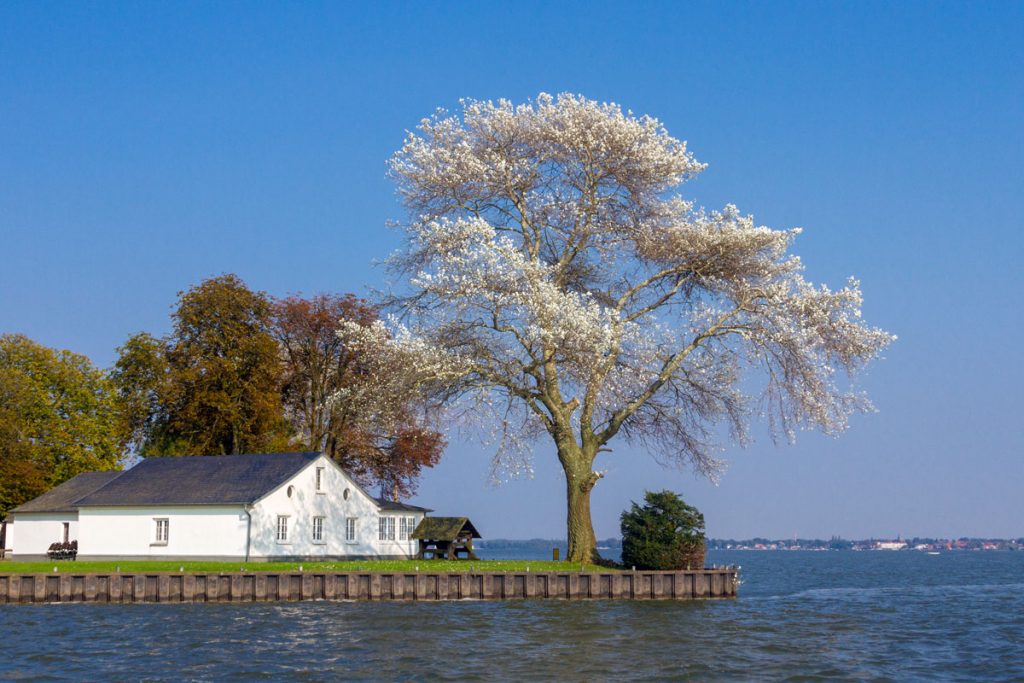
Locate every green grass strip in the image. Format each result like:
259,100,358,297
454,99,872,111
0,559,613,574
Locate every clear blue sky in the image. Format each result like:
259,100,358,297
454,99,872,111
2,2,1021,540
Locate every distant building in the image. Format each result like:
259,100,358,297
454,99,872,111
6,452,430,561
874,540,907,550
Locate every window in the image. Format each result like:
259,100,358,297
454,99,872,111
378,516,395,541
399,517,415,541
315,467,325,493
346,518,357,543
154,518,169,545
276,515,289,543
312,516,324,543
63,522,70,543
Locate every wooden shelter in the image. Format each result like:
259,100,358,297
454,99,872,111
412,517,481,560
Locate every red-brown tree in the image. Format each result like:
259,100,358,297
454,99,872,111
274,293,444,499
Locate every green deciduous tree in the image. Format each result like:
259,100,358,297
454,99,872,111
0,334,124,519
110,278,443,499
111,275,290,456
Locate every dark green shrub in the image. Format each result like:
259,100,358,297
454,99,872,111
620,490,706,570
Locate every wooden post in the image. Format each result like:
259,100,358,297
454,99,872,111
437,574,448,600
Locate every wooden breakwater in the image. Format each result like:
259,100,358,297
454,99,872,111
0,568,738,603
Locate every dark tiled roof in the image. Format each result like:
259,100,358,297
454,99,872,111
75,452,321,507
411,517,481,541
376,498,433,513
11,471,123,514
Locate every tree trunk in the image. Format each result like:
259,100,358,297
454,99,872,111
561,445,600,564
566,478,599,563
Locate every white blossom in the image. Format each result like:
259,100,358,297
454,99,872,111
378,92,894,498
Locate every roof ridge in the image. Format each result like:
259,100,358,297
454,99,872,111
138,451,322,460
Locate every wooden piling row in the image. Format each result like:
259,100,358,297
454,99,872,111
0,568,738,604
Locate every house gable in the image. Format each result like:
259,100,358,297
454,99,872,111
250,453,379,511
246,454,428,559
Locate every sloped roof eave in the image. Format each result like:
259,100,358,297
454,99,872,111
73,452,322,507
9,471,124,514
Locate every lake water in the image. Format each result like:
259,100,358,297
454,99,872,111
2,550,1022,681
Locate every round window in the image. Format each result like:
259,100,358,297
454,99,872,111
343,488,350,500
287,485,295,498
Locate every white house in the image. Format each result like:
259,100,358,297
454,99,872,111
6,452,430,562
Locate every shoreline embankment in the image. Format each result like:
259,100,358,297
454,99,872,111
0,568,738,603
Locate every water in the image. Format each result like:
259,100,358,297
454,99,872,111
2,550,1022,681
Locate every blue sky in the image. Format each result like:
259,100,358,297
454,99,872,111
2,2,1021,540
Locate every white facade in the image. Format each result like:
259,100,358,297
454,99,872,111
48,454,426,561
245,456,421,560
3,512,76,558
78,506,249,560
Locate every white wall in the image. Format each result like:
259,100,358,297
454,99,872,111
249,455,423,559
7,512,78,557
78,506,248,559
27,455,426,561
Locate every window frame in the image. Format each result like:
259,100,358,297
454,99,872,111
345,517,357,543
152,518,169,546
275,515,290,544
378,516,396,542
399,517,416,541
312,516,325,544
315,467,325,494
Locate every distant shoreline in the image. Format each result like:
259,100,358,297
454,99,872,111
478,538,1024,552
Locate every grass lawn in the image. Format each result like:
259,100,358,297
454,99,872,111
0,559,614,574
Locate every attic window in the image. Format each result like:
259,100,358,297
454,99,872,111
287,485,295,498
315,467,325,493
343,488,350,501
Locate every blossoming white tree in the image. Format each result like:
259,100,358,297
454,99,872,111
384,93,894,563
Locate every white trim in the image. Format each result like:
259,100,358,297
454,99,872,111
378,516,396,541
275,515,290,544
399,516,416,541
152,518,169,546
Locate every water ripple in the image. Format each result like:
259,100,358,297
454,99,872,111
2,552,1023,681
